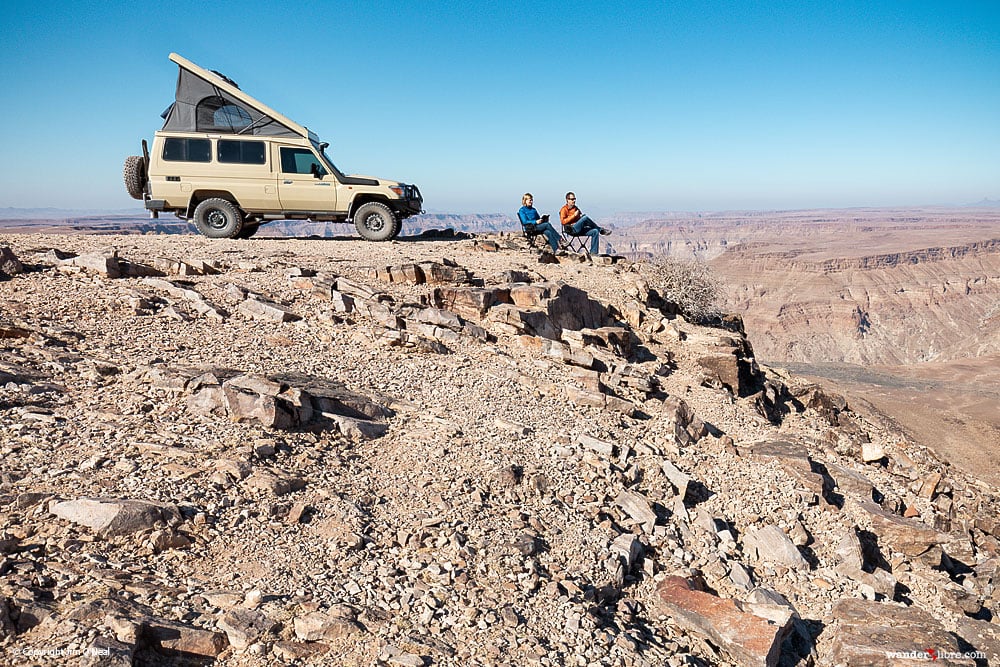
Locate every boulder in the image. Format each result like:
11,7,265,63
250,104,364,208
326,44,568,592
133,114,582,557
141,616,229,658
244,469,306,496
433,286,508,320
615,490,657,532
662,396,707,447
237,297,299,322
217,608,279,650
852,498,943,558
661,460,693,501
488,304,561,340
743,524,808,568
420,261,471,284
954,617,1000,664
63,251,122,278
655,576,793,667
293,609,362,642
791,383,848,425
824,461,876,500
50,498,181,537
826,598,976,666
0,246,24,276
415,307,463,331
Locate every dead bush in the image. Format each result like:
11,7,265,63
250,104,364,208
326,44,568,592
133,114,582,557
640,256,723,324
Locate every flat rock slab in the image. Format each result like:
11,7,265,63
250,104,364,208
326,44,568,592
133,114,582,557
743,439,826,496
852,498,943,558
744,524,808,568
217,608,279,649
655,576,792,667
827,598,977,666
142,616,229,658
293,610,363,642
825,461,876,500
62,597,228,659
50,498,180,537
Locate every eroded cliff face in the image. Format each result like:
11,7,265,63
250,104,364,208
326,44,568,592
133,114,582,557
613,207,1000,366
716,242,1000,365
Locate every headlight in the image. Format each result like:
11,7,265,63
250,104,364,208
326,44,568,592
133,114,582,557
389,185,405,197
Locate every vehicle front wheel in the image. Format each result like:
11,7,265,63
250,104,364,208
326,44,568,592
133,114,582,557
353,202,397,242
193,198,244,239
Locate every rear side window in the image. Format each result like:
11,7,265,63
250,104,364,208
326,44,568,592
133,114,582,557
218,140,266,164
280,147,326,175
162,138,211,162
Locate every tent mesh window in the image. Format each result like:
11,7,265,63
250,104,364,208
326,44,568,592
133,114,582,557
196,96,253,133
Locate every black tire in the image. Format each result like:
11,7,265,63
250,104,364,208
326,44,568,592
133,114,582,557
123,155,147,200
236,223,260,239
193,198,244,239
389,216,403,240
353,202,397,242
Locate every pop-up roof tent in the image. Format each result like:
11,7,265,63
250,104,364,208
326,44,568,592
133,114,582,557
160,53,311,139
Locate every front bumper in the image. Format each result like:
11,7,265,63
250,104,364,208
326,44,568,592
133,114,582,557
395,184,423,217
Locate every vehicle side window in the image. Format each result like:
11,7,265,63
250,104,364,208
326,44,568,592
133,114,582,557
280,147,326,175
162,138,211,162
218,140,266,164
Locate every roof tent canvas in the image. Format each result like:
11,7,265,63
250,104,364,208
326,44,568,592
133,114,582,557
160,53,307,138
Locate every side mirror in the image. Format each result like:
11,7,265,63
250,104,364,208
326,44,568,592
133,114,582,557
310,163,323,180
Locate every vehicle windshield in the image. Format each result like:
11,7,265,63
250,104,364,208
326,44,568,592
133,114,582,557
312,140,349,181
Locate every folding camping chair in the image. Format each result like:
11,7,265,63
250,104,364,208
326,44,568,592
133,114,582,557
521,219,543,248
560,226,591,254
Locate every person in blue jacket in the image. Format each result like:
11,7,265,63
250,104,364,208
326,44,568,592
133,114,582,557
518,193,561,253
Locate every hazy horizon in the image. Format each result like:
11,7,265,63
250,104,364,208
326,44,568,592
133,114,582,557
2,199,999,222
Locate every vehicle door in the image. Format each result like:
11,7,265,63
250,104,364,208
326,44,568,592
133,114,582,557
276,146,338,211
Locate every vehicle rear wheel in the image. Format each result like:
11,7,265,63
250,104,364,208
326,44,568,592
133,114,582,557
353,202,397,242
193,198,244,239
123,155,147,200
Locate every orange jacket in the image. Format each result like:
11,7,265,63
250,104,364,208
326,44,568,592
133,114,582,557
559,204,581,228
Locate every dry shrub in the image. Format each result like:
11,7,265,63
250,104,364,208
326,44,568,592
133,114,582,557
640,256,723,324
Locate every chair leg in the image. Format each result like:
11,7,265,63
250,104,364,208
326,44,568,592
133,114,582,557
562,234,588,254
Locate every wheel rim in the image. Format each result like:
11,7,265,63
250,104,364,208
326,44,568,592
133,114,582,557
363,212,385,233
206,209,229,230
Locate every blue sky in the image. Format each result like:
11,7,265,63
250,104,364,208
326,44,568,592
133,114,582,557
1,0,997,215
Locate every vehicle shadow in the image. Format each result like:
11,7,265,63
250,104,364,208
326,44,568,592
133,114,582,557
257,229,477,243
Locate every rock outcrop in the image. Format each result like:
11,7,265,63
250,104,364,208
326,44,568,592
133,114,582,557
0,231,998,666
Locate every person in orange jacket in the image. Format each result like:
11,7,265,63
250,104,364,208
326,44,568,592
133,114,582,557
559,192,610,254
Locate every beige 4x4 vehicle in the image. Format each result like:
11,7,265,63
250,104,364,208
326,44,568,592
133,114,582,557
124,53,422,240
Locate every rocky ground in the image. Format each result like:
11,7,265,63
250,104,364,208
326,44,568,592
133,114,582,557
1,232,999,666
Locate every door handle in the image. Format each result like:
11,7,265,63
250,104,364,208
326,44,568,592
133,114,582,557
283,180,293,184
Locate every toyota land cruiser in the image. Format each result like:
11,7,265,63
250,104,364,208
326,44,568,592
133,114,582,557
124,53,423,240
